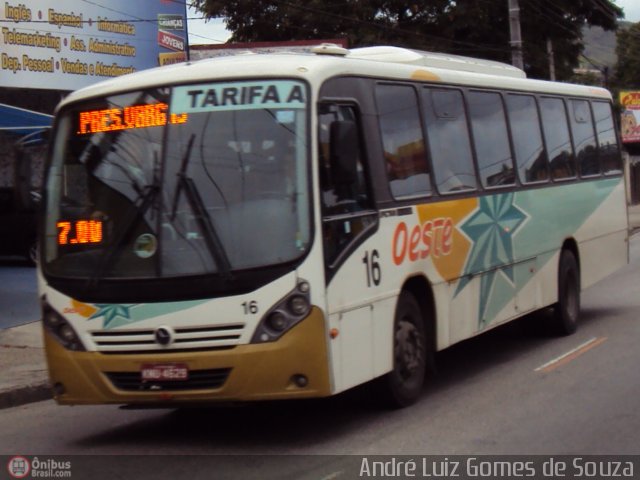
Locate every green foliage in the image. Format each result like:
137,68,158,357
191,0,623,81
614,22,640,89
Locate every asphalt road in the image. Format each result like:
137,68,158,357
1,237,639,475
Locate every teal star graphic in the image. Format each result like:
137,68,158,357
455,193,528,326
88,304,137,328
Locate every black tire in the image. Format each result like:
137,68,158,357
551,249,580,335
376,291,428,408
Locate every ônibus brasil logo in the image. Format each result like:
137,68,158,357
7,456,30,479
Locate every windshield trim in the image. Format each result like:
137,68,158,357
40,78,316,302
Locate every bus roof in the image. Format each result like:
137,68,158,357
57,45,612,110
347,46,527,79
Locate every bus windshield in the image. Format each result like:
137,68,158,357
44,80,310,281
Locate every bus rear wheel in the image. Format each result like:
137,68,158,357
551,249,580,335
376,291,427,408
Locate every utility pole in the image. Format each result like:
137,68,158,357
547,38,556,80
508,0,524,70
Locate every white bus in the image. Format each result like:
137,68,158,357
40,45,628,408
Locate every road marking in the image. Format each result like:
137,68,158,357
535,337,607,373
320,471,344,480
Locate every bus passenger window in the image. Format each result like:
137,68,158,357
540,97,576,180
467,91,515,188
570,99,599,177
422,88,477,194
506,94,549,183
592,101,622,175
375,84,431,198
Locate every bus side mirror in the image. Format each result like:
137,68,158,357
329,120,358,186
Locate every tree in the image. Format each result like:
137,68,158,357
191,0,623,80
614,22,640,89
517,0,621,80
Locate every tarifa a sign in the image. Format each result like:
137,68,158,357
620,91,640,144
0,0,188,91
172,81,307,113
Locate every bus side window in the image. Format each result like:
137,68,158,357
467,90,516,188
540,97,577,181
506,94,549,184
375,84,431,199
570,99,600,177
422,88,477,194
592,101,623,175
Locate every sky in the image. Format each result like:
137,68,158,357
615,0,640,23
187,6,229,45
186,1,640,46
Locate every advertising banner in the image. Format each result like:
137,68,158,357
620,91,640,144
0,0,188,91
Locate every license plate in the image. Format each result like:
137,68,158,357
141,363,189,381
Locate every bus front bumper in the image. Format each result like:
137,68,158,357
45,307,332,405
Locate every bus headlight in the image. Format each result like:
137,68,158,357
288,295,310,316
42,303,86,352
251,279,312,343
267,312,288,332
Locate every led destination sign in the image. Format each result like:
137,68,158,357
77,102,188,135
57,219,103,246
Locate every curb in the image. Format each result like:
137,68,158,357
0,382,51,409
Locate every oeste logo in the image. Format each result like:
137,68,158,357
392,218,453,265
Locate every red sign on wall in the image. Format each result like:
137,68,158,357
157,30,185,52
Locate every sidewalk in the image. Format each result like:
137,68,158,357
2,205,640,409
0,321,49,408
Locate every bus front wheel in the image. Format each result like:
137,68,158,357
376,291,427,408
551,249,580,335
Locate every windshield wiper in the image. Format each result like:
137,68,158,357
171,134,232,274
169,134,195,221
88,181,160,288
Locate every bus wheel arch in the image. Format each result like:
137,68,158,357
375,275,435,408
551,240,581,335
